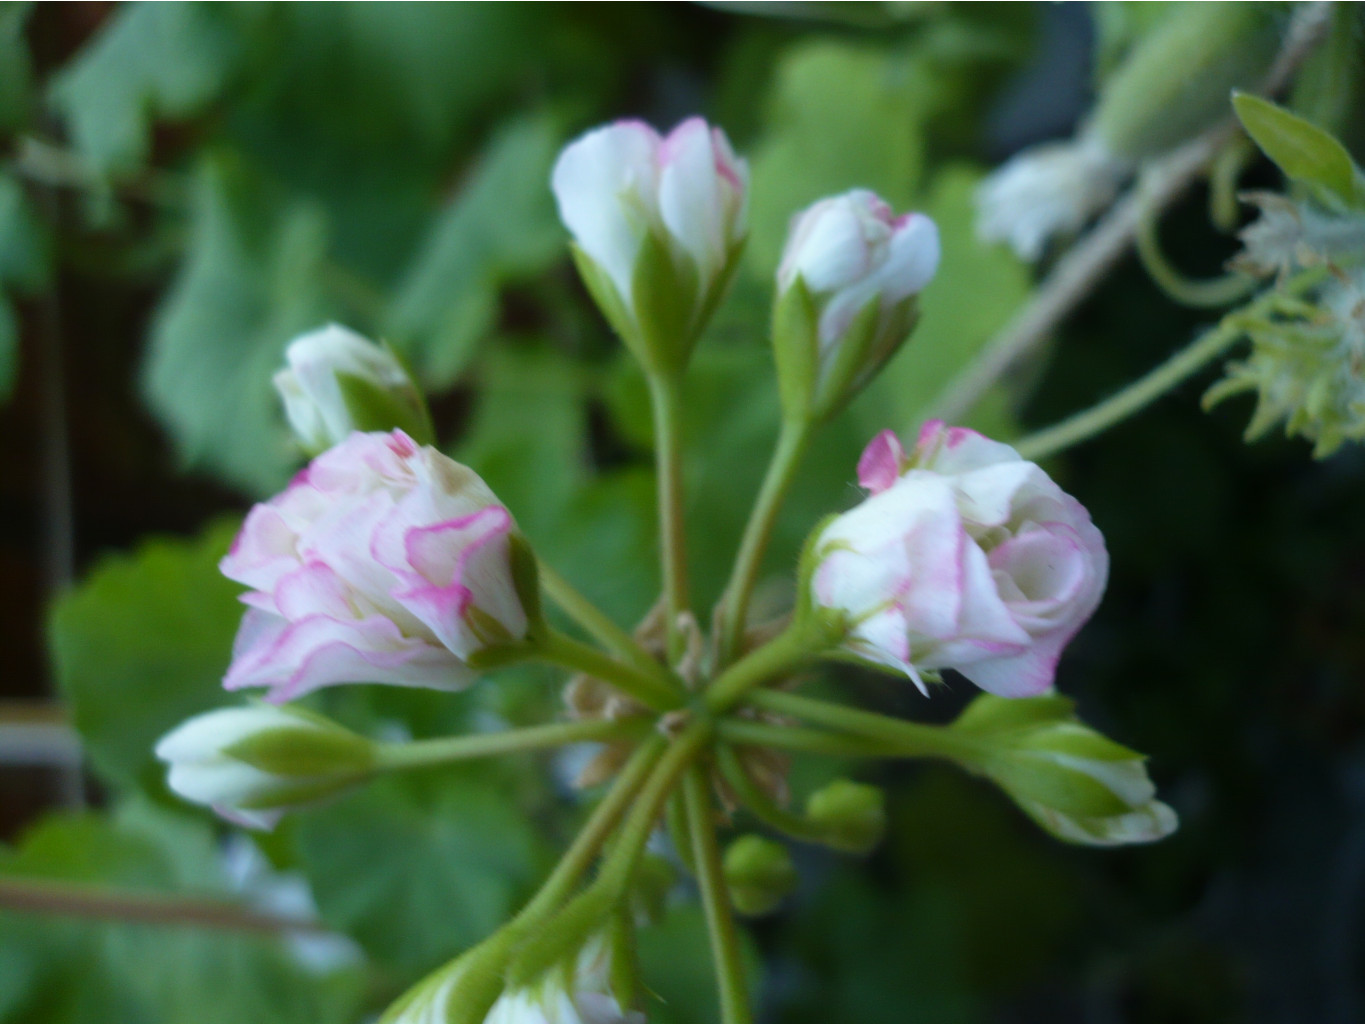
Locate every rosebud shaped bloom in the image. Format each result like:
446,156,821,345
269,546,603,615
774,190,940,421
812,420,1108,698
221,430,535,703
952,693,1177,846
274,324,433,454
552,117,748,374
155,704,374,829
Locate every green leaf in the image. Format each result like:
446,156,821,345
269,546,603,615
746,40,934,276
0,171,53,294
295,770,548,976
142,151,332,495
0,294,15,401
0,803,364,1024
856,163,1033,439
1233,92,1363,207
48,520,244,797
0,2,34,133
48,2,247,176
384,116,565,387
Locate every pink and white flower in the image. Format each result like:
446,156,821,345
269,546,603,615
551,116,748,351
778,189,939,372
812,421,1108,698
220,430,528,703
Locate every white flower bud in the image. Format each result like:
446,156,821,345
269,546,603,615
155,704,375,829
274,324,431,453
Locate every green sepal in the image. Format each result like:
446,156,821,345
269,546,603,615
723,834,798,916
506,532,545,640
771,276,820,420
809,293,882,422
951,693,1076,737
793,512,842,629
506,887,615,988
222,723,375,777
1011,721,1142,762
988,756,1138,819
693,236,746,338
569,241,641,358
630,229,700,376
335,369,434,446
233,773,367,811
804,779,886,855
1233,92,1365,209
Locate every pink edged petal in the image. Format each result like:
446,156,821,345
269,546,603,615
954,636,1066,698
913,419,1021,477
877,213,940,301
273,561,357,620
224,612,469,702
846,606,931,696
393,507,525,655
857,430,906,494
987,524,1089,627
658,117,728,282
221,504,301,592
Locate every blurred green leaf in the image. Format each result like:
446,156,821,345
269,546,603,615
48,521,243,797
143,152,331,495
857,163,1033,440
1232,92,1363,207
746,40,934,275
49,2,246,176
0,294,15,400
385,117,565,388
295,770,548,978
0,171,51,293
0,802,363,1024
0,2,34,133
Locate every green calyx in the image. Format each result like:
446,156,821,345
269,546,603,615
335,361,435,447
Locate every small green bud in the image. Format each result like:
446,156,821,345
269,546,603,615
723,834,798,917
805,779,886,855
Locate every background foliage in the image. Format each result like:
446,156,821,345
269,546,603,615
2,3,1364,1022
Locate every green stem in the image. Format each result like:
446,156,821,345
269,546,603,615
1134,194,1256,308
517,736,667,925
539,561,671,684
744,689,980,761
704,622,827,715
716,742,828,844
507,722,711,984
717,718,904,759
684,766,754,1024
647,372,691,663
375,719,647,771
715,417,813,667
536,630,682,712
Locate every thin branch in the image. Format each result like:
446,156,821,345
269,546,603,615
926,1,1335,427
0,877,332,936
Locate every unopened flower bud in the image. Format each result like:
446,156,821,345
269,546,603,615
274,324,433,454
155,704,375,829
774,190,939,422
978,3,1285,261
723,834,798,917
952,694,1177,846
552,117,749,375
811,422,1108,698
804,779,886,855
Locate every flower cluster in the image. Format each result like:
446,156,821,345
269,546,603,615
154,113,1171,1024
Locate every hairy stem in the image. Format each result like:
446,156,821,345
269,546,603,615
684,766,754,1024
704,623,827,715
744,689,980,761
716,742,828,843
539,561,673,685
537,630,682,712
715,417,813,667
925,1,1333,427
375,718,648,771
647,372,691,663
